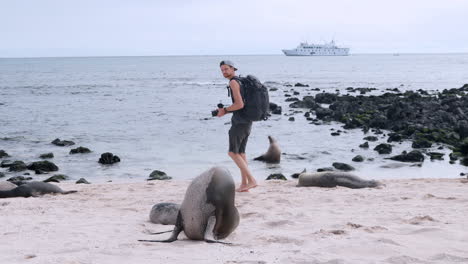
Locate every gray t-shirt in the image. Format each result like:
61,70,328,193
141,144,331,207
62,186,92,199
229,78,253,126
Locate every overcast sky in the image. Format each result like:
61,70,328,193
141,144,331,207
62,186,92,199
1,0,467,57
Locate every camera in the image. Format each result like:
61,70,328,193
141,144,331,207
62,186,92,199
211,103,224,117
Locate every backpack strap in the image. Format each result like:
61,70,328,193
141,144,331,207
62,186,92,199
228,76,244,101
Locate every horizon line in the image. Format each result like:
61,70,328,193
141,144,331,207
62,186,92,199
1,52,468,59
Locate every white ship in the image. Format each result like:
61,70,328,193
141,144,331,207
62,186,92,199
282,40,349,56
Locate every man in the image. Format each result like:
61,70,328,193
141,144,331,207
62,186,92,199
217,60,257,192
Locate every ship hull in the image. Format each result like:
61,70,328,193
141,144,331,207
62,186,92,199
282,48,349,56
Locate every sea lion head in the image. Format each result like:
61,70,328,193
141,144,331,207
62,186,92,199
268,135,276,144
213,207,240,240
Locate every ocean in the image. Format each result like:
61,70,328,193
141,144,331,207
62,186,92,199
1,54,468,182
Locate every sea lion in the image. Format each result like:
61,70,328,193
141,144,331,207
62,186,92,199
254,136,281,163
149,202,180,225
297,171,381,189
0,181,77,198
139,166,239,243
0,181,17,191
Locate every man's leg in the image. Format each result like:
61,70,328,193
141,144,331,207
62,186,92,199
228,152,252,192
240,153,257,189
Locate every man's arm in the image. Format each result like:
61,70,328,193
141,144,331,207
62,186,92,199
217,80,244,117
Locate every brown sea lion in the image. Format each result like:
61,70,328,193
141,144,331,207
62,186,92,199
139,166,239,244
254,136,281,163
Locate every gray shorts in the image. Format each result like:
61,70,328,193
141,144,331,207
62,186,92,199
228,123,252,153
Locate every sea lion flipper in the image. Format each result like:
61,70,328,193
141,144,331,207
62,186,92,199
335,176,377,189
61,190,78,195
253,155,265,161
138,238,177,243
213,208,223,237
147,230,173,235
204,239,233,245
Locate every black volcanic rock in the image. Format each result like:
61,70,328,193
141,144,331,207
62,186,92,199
7,176,33,185
2,160,28,172
289,96,320,109
266,173,287,180
387,133,403,143
147,170,172,180
332,162,355,171
374,143,393,154
364,136,379,142
310,85,468,155
51,138,75,146
0,150,9,158
70,147,91,154
412,139,432,149
39,153,54,159
388,150,425,162
269,103,282,115
428,152,444,160
44,174,69,183
352,155,364,162
76,178,91,184
359,142,369,149
27,161,59,172
315,93,338,104
98,152,121,165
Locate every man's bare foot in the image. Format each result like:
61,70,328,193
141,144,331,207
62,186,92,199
245,182,258,190
236,185,249,192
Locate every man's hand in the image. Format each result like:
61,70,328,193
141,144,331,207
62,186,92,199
216,108,226,117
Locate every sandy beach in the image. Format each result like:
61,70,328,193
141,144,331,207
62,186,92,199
1,177,467,264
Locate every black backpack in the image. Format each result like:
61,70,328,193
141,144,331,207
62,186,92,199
230,75,270,121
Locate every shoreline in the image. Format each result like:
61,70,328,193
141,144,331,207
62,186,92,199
1,178,467,264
